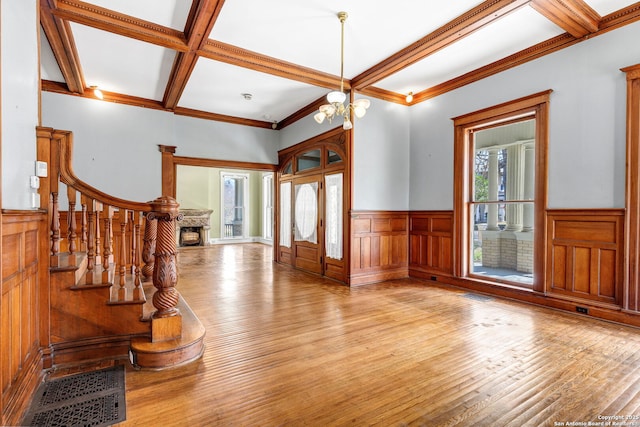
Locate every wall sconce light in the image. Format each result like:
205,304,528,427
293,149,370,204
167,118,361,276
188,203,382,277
90,86,104,100
406,92,414,103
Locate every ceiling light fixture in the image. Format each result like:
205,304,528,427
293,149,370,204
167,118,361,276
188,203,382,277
314,12,370,130
406,92,414,103
90,85,103,100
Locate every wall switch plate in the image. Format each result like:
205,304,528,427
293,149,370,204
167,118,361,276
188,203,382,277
35,161,48,177
31,193,40,208
30,175,40,189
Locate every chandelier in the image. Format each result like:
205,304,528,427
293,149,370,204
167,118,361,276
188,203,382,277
314,12,370,130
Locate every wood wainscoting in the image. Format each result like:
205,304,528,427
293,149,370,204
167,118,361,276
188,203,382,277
546,209,624,308
408,211,454,280
349,211,408,285
1,210,47,426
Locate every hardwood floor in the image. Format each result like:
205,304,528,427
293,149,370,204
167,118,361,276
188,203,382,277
117,243,640,426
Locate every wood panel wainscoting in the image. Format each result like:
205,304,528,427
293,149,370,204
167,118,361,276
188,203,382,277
350,211,408,285
408,211,454,280
546,209,624,309
1,210,48,426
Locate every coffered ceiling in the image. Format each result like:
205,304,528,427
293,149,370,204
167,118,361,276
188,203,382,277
40,0,640,129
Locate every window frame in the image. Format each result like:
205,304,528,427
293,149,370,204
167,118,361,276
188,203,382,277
453,91,551,293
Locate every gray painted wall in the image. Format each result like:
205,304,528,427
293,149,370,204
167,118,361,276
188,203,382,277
2,0,39,210
409,20,639,210
41,92,279,202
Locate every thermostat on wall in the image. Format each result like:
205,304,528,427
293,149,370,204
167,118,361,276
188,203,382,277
35,161,48,177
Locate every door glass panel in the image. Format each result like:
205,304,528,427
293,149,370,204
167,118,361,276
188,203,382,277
328,150,342,164
280,182,291,248
325,173,343,260
294,182,318,244
297,149,321,172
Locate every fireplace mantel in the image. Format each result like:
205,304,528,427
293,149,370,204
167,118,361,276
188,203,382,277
176,209,213,246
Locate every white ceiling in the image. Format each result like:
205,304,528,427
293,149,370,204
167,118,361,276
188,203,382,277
40,0,640,126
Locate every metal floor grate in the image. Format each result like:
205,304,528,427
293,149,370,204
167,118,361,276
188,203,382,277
22,365,126,427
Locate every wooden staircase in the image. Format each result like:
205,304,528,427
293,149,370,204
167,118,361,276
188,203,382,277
38,127,204,370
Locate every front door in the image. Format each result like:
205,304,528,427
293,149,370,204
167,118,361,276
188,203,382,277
292,175,323,274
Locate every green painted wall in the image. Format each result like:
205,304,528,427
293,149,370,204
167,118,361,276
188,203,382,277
176,165,270,240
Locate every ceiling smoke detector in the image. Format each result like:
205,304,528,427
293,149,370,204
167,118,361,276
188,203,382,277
241,93,252,101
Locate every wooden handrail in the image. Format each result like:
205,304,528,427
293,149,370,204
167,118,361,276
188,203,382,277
53,129,152,212
36,126,182,326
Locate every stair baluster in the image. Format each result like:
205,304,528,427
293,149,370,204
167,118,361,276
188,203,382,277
67,187,77,260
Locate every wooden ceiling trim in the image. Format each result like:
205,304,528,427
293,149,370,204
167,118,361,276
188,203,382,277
278,96,327,129
42,79,274,128
200,40,349,91
163,0,226,109
351,0,531,90
43,79,168,111
599,2,640,32
40,0,85,93
413,33,577,103
388,2,640,105
174,106,273,129
52,0,188,51
358,87,406,104
530,0,601,37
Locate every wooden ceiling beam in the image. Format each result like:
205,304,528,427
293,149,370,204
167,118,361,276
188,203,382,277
351,0,531,90
530,0,600,38
40,0,85,93
163,0,226,109
200,40,349,91
51,0,188,51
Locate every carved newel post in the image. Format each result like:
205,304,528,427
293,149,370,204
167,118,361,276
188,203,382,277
148,196,183,342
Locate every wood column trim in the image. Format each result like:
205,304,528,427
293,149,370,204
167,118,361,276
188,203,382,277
623,64,640,312
159,145,177,198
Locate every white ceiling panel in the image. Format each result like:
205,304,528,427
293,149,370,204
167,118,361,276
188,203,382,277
70,22,175,100
82,0,191,30
208,0,484,78
40,27,65,82
588,0,636,16
179,58,329,122
375,6,565,94
40,0,640,124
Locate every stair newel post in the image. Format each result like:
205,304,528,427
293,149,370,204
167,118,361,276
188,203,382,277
67,187,77,259
141,213,157,282
148,196,183,342
118,209,128,287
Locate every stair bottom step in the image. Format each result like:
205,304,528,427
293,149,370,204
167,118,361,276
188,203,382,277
129,296,205,370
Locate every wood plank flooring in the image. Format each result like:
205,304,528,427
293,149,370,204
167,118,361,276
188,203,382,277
118,243,640,426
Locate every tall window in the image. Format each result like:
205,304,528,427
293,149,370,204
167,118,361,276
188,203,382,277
454,91,550,292
470,121,535,285
221,172,249,239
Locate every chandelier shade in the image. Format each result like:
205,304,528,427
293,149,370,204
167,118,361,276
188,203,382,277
314,12,370,130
